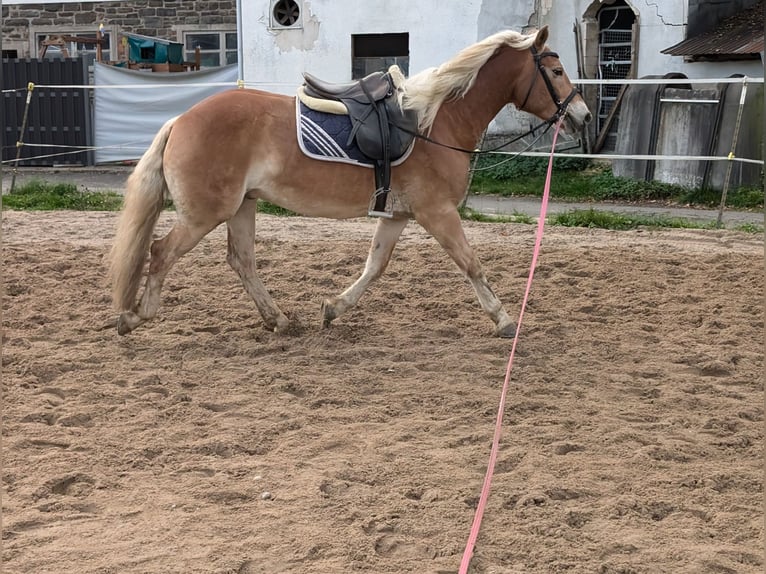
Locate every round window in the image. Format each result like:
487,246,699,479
273,0,301,27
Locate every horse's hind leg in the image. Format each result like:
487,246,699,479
226,199,290,333
322,216,409,327
117,220,213,335
416,207,516,337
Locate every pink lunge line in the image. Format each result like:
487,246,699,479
459,120,562,573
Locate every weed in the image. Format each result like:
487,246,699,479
4,180,124,211
549,209,716,231
470,160,764,210
257,201,296,217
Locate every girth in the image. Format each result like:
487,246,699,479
301,67,418,217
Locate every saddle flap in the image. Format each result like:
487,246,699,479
354,102,418,161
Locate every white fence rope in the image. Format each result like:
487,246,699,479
3,75,764,165
576,77,764,85
494,151,764,166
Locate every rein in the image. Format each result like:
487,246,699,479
395,44,578,156
395,117,554,155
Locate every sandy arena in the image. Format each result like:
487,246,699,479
2,210,763,573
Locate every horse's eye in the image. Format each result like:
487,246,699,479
552,68,563,77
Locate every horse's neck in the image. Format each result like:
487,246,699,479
436,50,524,150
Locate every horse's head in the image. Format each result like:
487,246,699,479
515,26,592,134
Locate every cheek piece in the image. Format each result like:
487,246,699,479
519,45,579,124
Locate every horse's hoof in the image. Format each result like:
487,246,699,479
116,311,143,336
116,314,134,336
272,314,291,334
495,322,517,338
320,300,337,328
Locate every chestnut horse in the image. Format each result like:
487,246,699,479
109,26,591,337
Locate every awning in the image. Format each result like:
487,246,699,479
662,1,764,58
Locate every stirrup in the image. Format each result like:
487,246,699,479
368,188,394,218
368,209,394,219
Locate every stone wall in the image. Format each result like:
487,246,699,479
2,1,237,58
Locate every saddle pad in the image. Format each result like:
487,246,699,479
295,100,413,168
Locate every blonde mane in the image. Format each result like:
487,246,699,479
401,29,538,132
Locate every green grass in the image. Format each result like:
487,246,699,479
459,206,534,224
256,201,296,217
5,178,762,234
734,222,765,233
676,185,764,209
3,180,293,215
460,207,763,233
549,209,717,230
4,180,124,211
470,157,765,210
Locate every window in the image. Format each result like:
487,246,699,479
183,31,238,67
352,33,409,79
36,31,111,62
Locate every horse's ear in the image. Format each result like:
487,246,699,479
534,25,549,50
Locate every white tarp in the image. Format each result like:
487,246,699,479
94,62,238,164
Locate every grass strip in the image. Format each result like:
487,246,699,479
5,180,762,234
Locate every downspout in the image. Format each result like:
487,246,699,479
236,0,244,82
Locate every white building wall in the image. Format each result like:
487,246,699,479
240,0,762,142
240,1,488,94
540,1,762,79
240,0,550,139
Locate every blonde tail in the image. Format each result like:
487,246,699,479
109,117,177,312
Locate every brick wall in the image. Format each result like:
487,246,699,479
2,1,237,58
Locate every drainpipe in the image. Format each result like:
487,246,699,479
236,0,244,82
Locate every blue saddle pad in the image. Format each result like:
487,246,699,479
296,100,412,168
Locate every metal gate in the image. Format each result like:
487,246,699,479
596,2,635,152
2,58,92,166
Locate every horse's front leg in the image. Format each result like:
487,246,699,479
416,206,516,337
322,216,409,327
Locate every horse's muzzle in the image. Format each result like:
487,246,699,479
562,100,592,134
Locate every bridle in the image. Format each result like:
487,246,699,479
391,44,580,156
519,45,579,125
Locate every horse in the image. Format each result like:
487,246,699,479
108,25,591,337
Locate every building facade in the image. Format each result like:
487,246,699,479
240,1,762,152
2,0,238,67
3,0,762,182
239,0,531,94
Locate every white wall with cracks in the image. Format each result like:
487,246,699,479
240,1,496,94
539,0,762,79
239,0,543,138
241,0,762,94
238,0,762,141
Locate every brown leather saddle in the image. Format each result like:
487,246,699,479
302,69,418,216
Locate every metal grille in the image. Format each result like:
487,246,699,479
597,5,634,152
